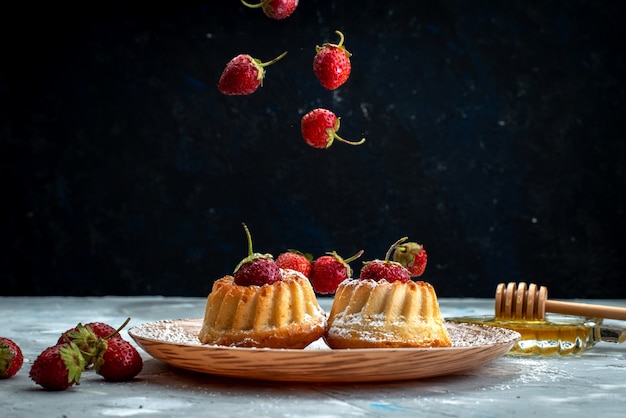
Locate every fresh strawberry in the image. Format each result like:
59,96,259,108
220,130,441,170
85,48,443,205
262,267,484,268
310,250,364,294
218,51,287,95
359,237,412,283
0,337,23,379
301,108,365,149
29,343,85,391
57,320,125,366
233,223,282,286
392,241,428,277
94,338,143,382
276,250,312,277
313,30,352,90
240,0,299,20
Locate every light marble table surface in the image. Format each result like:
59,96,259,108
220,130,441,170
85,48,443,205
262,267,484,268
1,296,624,418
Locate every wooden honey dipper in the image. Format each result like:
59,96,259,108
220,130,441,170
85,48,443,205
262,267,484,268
495,282,626,321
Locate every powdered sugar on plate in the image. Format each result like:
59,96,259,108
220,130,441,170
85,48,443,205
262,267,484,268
129,319,519,349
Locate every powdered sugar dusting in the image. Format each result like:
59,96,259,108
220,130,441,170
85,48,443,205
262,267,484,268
446,322,520,347
129,319,519,349
131,319,204,346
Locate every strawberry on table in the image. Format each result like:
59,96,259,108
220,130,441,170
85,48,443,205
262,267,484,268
0,337,23,379
241,0,299,20
392,240,428,277
310,250,364,294
313,30,352,90
218,51,288,95
233,223,282,286
94,338,143,382
276,250,312,278
57,320,126,366
30,343,85,391
301,108,365,149
360,237,412,283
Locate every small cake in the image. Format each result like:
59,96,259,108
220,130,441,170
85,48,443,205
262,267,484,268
198,269,327,348
324,278,452,349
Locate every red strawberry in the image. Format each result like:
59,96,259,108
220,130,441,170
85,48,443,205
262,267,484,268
241,0,299,20
301,108,365,149
392,241,428,277
29,343,85,390
218,51,287,95
233,223,282,286
0,337,23,379
313,30,352,90
276,250,312,277
57,321,125,366
94,338,143,382
360,237,412,283
310,250,364,294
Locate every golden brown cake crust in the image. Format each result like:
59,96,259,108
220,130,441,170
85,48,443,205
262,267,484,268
198,270,327,348
324,279,452,349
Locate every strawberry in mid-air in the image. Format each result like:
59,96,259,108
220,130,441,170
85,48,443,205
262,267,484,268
0,337,23,379
241,0,299,20
94,338,143,382
310,250,364,294
30,343,85,390
313,30,352,90
360,237,412,283
218,51,287,95
392,240,428,277
301,108,365,149
276,250,312,277
233,223,282,286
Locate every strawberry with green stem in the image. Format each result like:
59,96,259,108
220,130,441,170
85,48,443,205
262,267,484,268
218,51,288,95
301,108,365,149
0,337,23,379
313,30,352,90
57,321,122,366
94,338,143,382
30,342,85,391
310,250,364,294
240,0,299,20
392,240,428,277
360,237,412,283
233,223,282,286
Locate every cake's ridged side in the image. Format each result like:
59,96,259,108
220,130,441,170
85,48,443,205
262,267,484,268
290,278,304,322
231,285,257,331
253,285,270,331
325,279,452,349
344,279,373,315
211,283,239,330
273,280,289,328
198,271,327,348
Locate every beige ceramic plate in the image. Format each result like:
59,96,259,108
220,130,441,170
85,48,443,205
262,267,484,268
129,318,520,383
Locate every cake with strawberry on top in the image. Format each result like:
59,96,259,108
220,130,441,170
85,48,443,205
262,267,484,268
198,224,326,348
324,238,451,349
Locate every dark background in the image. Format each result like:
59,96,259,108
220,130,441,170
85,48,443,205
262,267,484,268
2,1,625,298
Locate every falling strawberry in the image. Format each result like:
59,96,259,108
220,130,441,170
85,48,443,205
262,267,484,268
0,337,23,379
301,108,365,149
359,237,412,283
276,250,312,277
233,223,282,286
94,338,143,382
218,51,288,95
240,0,299,20
313,30,352,90
392,240,428,277
30,343,85,391
310,250,364,294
